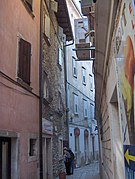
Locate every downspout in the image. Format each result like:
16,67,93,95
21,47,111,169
97,114,103,179
64,39,74,147
39,0,43,178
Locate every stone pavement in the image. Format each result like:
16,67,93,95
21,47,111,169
56,161,100,179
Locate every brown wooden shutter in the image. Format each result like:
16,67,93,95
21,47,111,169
18,38,31,85
18,39,23,79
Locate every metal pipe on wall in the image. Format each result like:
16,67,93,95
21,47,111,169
39,0,43,178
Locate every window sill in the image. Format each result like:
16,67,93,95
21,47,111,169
21,0,35,18
17,77,32,92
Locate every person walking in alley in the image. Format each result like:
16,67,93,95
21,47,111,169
63,147,71,175
68,148,75,175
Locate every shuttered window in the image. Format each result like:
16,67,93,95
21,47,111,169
18,38,31,85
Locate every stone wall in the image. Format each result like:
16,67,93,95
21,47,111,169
42,2,68,178
100,91,113,179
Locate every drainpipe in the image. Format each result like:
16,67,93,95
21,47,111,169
39,0,43,178
64,39,74,147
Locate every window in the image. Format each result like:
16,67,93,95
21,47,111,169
58,26,65,43
82,67,86,85
72,56,77,77
58,137,63,155
90,103,94,119
43,72,53,104
43,14,50,41
89,74,93,91
73,93,78,114
43,72,49,99
58,48,63,68
18,38,31,85
83,99,88,118
29,139,37,157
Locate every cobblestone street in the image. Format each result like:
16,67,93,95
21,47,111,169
56,161,100,179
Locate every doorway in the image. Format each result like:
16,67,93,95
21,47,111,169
92,136,95,160
75,135,80,166
84,135,89,163
0,137,11,179
43,137,52,179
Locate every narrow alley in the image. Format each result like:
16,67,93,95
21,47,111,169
2,0,135,178
56,161,100,179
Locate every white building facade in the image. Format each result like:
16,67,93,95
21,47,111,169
66,0,98,167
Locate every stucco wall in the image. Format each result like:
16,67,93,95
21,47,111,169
0,0,40,178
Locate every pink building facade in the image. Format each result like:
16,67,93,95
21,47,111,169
0,0,40,178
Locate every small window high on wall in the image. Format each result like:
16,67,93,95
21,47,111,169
73,93,78,115
89,74,93,91
43,4,51,45
43,72,49,100
72,56,77,78
82,67,86,85
58,48,63,70
83,99,88,118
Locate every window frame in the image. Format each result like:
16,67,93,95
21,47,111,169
89,74,93,92
28,135,38,162
73,93,78,115
43,13,51,44
58,91,64,113
58,48,63,70
17,38,31,87
29,139,37,157
83,99,88,118
72,56,77,78
82,67,86,85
